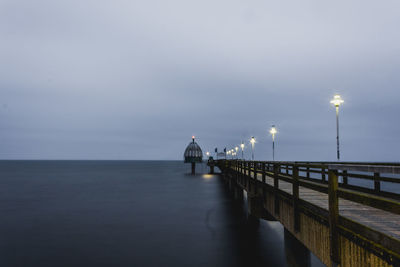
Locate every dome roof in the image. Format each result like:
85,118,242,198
184,137,203,163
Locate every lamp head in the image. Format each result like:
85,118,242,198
250,137,256,145
270,125,277,135
330,94,344,107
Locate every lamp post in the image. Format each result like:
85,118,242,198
330,94,344,161
235,146,239,159
250,137,256,161
240,142,244,160
269,125,277,161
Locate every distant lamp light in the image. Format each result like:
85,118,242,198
240,142,245,160
269,125,277,161
250,137,256,145
330,94,344,107
269,126,277,138
250,137,256,160
206,151,210,157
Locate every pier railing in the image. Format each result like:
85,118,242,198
217,160,400,265
227,160,400,207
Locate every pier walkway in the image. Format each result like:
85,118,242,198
216,160,400,267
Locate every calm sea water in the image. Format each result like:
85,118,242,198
0,161,324,267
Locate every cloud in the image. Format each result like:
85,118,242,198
1,0,400,160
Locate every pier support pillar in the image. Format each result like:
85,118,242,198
191,162,195,175
209,165,214,174
284,228,311,267
233,185,244,201
248,195,276,221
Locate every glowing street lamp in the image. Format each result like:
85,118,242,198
269,125,277,161
235,146,239,159
250,137,256,160
206,151,210,158
330,94,344,160
240,142,245,160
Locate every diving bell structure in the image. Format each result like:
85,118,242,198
184,136,203,174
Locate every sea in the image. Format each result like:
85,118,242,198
0,160,324,267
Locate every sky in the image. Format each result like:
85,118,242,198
1,0,400,161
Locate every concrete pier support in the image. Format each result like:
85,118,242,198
284,228,311,267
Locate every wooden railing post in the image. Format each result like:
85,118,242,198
342,170,348,185
293,165,300,232
240,161,243,184
254,162,257,180
321,167,326,182
374,172,381,192
262,163,266,183
235,161,239,181
274,164,280,215
245,162,249,188
328,169,340,265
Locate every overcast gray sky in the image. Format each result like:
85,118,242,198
1,0,400,161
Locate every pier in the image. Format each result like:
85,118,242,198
216,160,400,267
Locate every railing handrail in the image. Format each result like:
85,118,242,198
328,164,400,174
222,159,400,166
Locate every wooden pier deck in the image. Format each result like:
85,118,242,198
259,172,400,240
217,160,400,267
